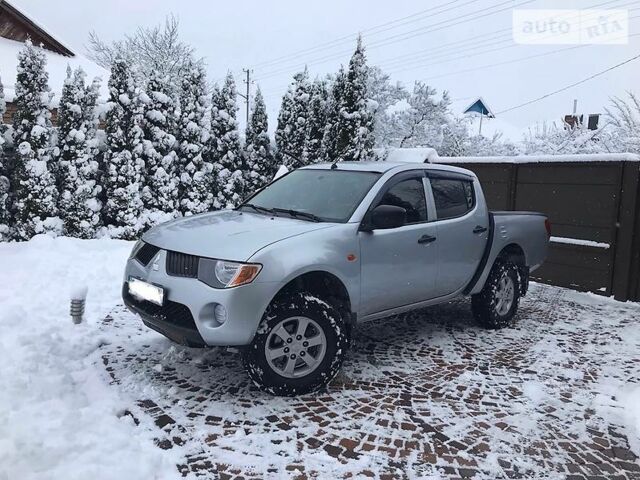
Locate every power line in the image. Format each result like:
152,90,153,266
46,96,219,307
384,13,640,76
381,0,640,72
248,0,471,70
258,0,637,100
419,30,640,82
496,52,640,115
253,0,536,81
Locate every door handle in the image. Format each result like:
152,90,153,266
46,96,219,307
473,225,488,234
418,234,437,244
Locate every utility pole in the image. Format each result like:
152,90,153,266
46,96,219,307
237,69,253,127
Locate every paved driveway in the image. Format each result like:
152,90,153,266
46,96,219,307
101,283,640,479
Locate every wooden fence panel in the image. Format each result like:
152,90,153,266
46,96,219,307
445,160,640,299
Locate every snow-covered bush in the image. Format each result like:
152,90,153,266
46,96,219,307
11,40,60,240
176,62,214,215
211,73,244,208
57,67,103,239
102,58,146,239
603,92,640,154
275,68,311,169
244,87,275,192
141,70,179,225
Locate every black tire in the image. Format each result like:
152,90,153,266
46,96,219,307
471,258,521,329
242,292,349,396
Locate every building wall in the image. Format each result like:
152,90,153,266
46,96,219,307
2,101,58,126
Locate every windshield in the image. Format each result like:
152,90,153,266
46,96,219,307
241,169,382,222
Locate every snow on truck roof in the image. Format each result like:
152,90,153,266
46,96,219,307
302,161,475,177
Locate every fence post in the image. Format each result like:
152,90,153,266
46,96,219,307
508,163,519,210
611,161,640,301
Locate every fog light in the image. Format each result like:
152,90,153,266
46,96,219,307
214,304,228,324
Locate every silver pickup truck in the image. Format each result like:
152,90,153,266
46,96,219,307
123,161,549,395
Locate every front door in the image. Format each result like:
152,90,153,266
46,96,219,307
359,173,439,316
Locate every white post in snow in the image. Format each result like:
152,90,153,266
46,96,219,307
70,286,88,324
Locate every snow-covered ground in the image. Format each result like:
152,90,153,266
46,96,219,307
0,236,182,480
1,236,639,479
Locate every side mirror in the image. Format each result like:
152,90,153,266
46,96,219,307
369,205,407,230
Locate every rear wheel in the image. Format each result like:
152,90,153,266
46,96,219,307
243,292,348,396
471,258,521,329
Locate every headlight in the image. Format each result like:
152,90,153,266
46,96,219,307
198,258,262,288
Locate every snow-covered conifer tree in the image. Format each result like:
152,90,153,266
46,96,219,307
275,68,310,169
244,87,274,192
57,67,103,238
12,40,60,240
210,73,244,208
142,70,179,224
321,67,346,162
0,75,10,240
176,62,214,215
102,58,146,239
332,36,374,161
302,78,328,164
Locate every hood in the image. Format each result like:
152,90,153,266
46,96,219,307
142,210,335,261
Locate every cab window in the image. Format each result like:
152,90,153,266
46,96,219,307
377,177,427,224
430,178,475,220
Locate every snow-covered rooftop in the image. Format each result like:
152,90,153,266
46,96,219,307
0,37,108,106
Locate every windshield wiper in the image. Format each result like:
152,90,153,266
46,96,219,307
238,203,276,215
272,208,323,223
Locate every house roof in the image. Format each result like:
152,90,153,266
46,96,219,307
0,37,109,106
463,97,495,118
0,1,108,106
0,0,74,56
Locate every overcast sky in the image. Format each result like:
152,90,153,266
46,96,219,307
12,0,640,138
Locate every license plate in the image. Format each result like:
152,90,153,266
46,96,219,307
128,277,165,306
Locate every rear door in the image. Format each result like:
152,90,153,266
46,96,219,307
358,171,439,316
427,174,489,296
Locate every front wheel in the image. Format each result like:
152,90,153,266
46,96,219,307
242,292,348,396
471,258,521,329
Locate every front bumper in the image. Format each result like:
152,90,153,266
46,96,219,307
123,249,277,346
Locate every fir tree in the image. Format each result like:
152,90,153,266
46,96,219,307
176,62,214,215
244,87,275,192
332,36,374,161
302,78,328,164
57,67,103,238
275,68,310,169
321,67,346,162
0,75,9,240
210,72,243,208
12,40,60,240
142,70,179,223
102,58,146,239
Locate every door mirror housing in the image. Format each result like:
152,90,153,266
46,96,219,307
366,205,407,230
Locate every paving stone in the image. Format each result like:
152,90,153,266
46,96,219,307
99,284,640,478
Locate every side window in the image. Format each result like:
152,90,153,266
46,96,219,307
431,178,475,220
377,177,427,224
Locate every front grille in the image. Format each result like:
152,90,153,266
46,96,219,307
166,250,199,278
123,287,196,330
135,242,160,266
